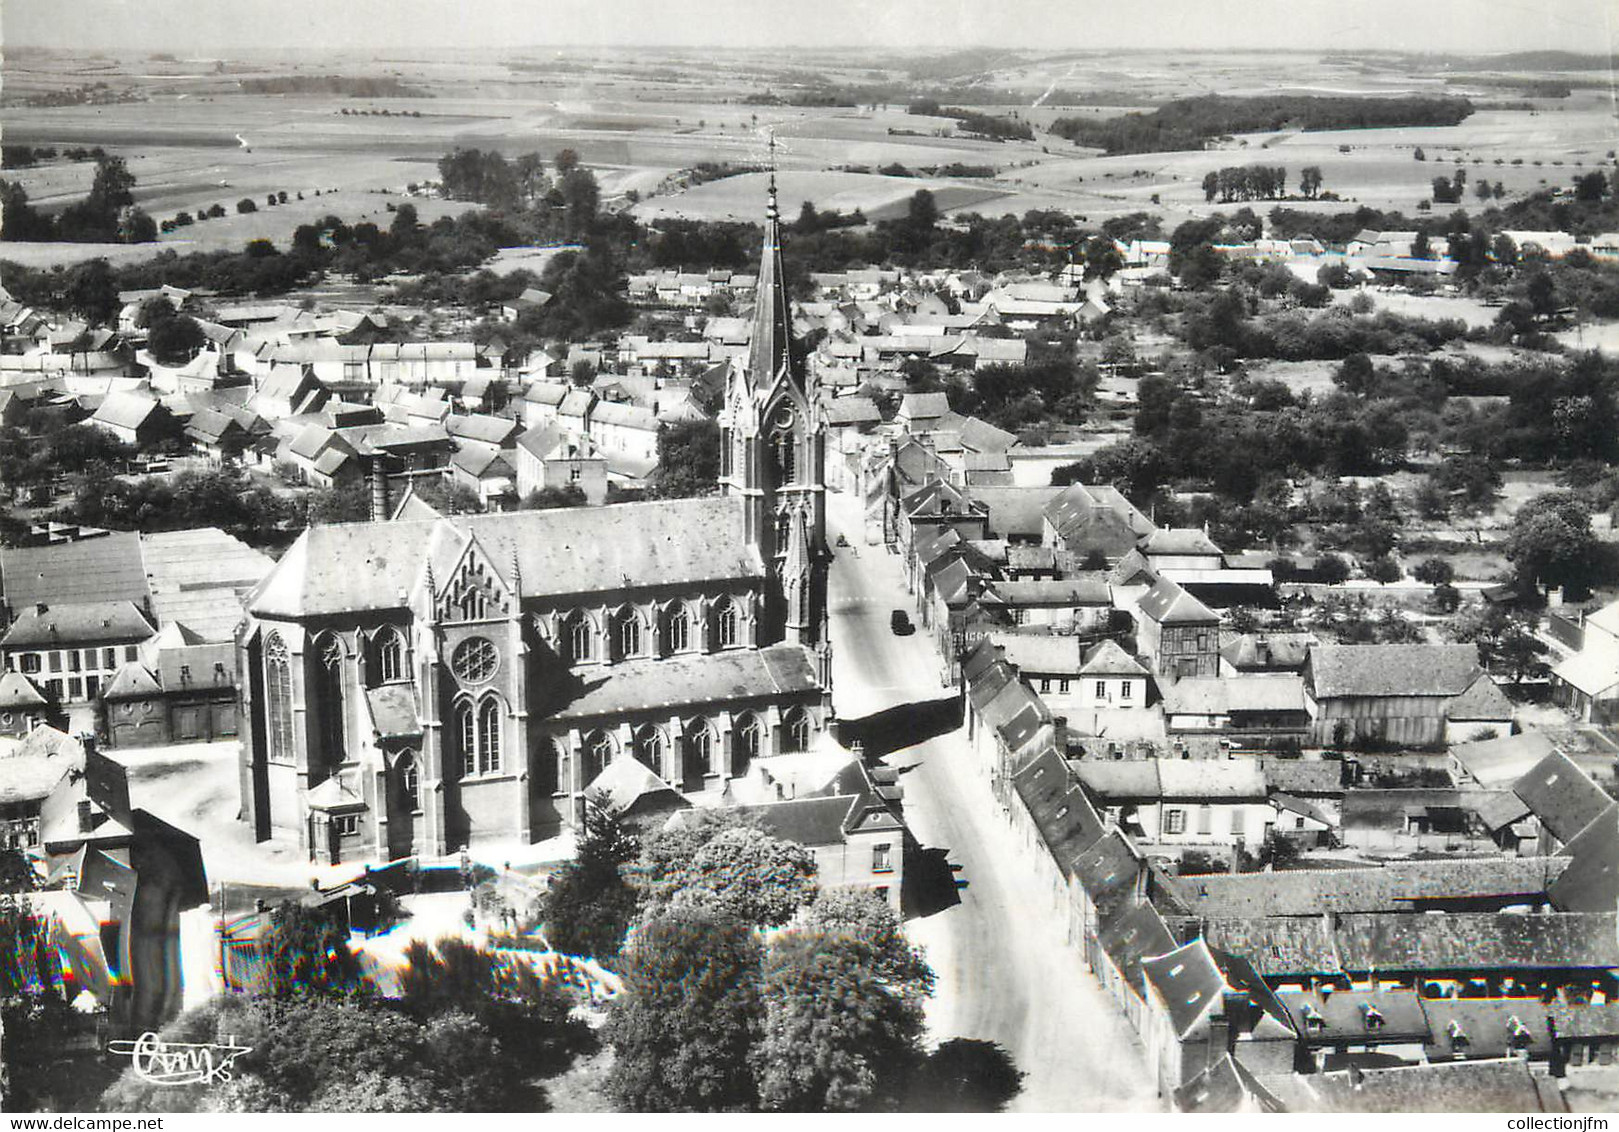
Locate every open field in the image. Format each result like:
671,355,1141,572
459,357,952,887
5,46,1619,265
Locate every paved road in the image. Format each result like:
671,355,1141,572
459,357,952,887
824,493,1159,1113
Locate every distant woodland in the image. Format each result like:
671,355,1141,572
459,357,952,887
1049,94,1476,154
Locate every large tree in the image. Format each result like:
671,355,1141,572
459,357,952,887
536,794,641,960
1504,491,1601,595
605,905,765,1112
666,826,817,928
755,931,927,1112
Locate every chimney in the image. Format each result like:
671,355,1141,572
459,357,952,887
35,602,47,616
369,456,391,522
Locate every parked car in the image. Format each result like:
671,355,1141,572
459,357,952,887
890,609,914,635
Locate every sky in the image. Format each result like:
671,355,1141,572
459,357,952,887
6,0,1618,56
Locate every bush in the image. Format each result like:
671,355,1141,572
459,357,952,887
236,198,258,214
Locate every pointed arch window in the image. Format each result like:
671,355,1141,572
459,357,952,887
684,719,714,780
375,628,404,684
397,751,420,811
783,707,812,754
735,712,762,774
315,634,346,766
771,428,796,485
456,702,476,778
665,605,691,655
715,597,739,649
774,511,792,560
563,611,594,664
634,725,665,775
583,730,615,782
477,698,502,775
615,608,643,660
264,632,294,765
720,426,733,478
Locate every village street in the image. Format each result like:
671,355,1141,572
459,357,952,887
824,491,1159,1112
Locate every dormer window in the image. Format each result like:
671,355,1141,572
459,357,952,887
1362,1004,1385,1031
1507,1017,1531,1048
1302,1003,1326,1032
1447,1019,1469,1050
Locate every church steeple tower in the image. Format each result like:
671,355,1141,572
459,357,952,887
719,144,827,651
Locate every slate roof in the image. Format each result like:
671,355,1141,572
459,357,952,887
1012,746,1107,873
987,632,1083,675
1080,639,1150,677
365,684,421,740
91,392,161,432
1175,915,1341,977
1512,749,1615,844
1419,997,1552,1061
1141,528,1222,557
1,531,148,611
249,497,762,617
1160,676,1306,716
1136,579,1218,626
1071,829,1144,917
1306,644,1483,699
1451,730,1559,787
1550,802,1618,913
101,663,162,700
967,486,1066,540
585,757,688,818
1277,988,1430,1045
897,391,950,421
1220,633,1314,673
549,644,820,722
1097,898,1177,989
987,578,1111,607
1548,1001,1619,1040
141,528,274,642
445,413,519,446
1,601,153,649
1171,1053,1283,1114
729,794,861,848
0,671,48,710
821,396,882,426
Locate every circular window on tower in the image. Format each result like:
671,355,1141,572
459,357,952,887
773,404,795,432
451,637,499,684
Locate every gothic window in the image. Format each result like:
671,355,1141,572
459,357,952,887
774,511,791,559
783,707,811,753
735,712,762,774
615,609,643,660
398,751,420,810
477,698,502,775
720,426,732,477
666,605,691,655
583,730,615,781
315,634,345,766
715,597,739,649
634,725,665,775
684,719,714,779
456,702,476,778
771,428,796,485
264,632,294,764
450,637,498,685
563,611,594,664
375,628,404,684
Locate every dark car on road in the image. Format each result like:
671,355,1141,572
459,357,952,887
890,609,914,635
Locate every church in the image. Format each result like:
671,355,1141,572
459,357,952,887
236,186,832,864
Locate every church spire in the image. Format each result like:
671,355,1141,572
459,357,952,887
748,132,796,392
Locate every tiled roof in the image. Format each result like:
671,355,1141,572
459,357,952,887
730,794,857,848
1079,639,1150,677
986,577,1111,607
1141,528,1222,557
1310,1058,1555,1114
1161,676,1306,716
1450,730,1558,786
101,663,162,700
986,632,1083,675
1161,857,1568,919
1445,674,1514,721
585,756,687,817
1333,911,1619,973
1306,644,1482,699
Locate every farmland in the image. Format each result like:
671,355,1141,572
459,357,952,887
4,45,1619,267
